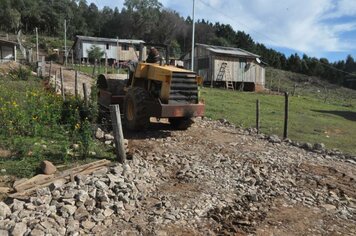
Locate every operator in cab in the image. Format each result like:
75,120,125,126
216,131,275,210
146,47,160,63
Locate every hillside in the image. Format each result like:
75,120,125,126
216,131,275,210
266,68,356,107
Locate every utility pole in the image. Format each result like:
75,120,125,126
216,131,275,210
191,0,196,71
116,36,119,63
64,20,67,66
36,27,39,62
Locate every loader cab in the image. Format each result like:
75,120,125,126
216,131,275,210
138,43,170,66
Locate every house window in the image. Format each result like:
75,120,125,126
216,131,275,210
122,44,129,51
239,58,247,69
134,44,140,51
106,44,109,50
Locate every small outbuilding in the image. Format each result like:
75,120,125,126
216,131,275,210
73,35,145,64
0,39,17,63
183,43,265,91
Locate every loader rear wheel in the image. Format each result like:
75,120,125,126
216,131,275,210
169,117,193,130
124,87,150,130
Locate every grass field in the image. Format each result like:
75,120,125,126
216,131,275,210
201,80,356,155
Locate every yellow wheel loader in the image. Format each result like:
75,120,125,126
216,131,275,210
97,43,205,130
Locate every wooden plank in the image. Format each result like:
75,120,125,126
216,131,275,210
9,163,110,198
14,174,54,192
13,160,110,193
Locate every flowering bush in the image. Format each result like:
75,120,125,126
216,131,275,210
0,85,62,136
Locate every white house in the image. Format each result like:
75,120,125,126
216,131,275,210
73,35,145,64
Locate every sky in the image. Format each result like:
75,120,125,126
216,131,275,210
89,0,356,62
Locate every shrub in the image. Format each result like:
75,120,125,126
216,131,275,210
8,65,32,81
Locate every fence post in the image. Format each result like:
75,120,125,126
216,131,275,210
54,70,57,92
110,105,126,163
49,61,52,78
60,67,65,101
83,83,88,107
92,60,96,76
105,52,108,74
292,83,297,96
283,92,289,139
256,99,260,134
75,70,78,98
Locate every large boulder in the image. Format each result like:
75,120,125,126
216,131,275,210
40,160,57,175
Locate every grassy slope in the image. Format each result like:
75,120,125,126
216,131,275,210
201,68,356,155
0,73,112,177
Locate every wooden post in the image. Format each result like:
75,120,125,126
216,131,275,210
71,50,74,66
54,70,57,92
60,68,65,101
256,99,260,134
83,83,88,107
92,60,96,76
75,70,78,98
292,83,297,96
49,61,52,78
105,52,108,74
110,105,126,163
283,92,289,139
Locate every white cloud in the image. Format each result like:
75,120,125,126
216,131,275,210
163,0,356,55
89,0,356,56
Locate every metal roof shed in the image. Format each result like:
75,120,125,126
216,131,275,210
183,44,265,91
0,39,17,63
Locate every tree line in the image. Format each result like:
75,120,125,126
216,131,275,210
0,0,355,89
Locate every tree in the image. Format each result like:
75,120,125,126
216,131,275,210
123,0,162,39
87,45,104,63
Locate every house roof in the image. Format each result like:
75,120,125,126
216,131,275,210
196,43,260,58
75,35,144,45
0,39,18,46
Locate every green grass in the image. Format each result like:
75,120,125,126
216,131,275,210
201,87,356,155
0,70,114,177
266,68,356,106
72,65,128,76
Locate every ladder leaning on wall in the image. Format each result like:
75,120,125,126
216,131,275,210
216,62,234,90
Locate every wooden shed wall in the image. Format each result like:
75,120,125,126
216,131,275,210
183,46,265,89
212,56,264,84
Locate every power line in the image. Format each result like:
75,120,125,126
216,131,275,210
197,0,356,77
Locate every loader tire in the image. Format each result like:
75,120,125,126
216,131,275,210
124,87,150,130
169,117,193,130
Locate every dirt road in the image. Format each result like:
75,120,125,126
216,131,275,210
114,118,356,235
1,119,355,235
46,63,95,98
